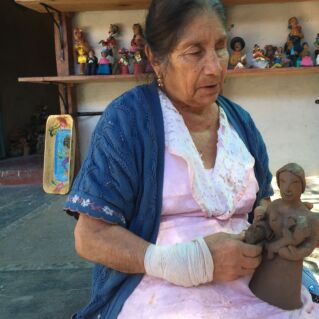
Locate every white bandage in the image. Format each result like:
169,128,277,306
144,237,214,287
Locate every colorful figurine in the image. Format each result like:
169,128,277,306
300,42,314,67
99,24,120,75
314,33,319,66
229,36,246,69
86,49,98,75
284,17,304,66
130,23,146,75
264,45,277,68
97,50,112,75
251,44,269,68
118,48,130,75
73,27,90,75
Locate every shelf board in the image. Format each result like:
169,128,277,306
226,66,319,77
18,67,319,84
18,74,154,84
15,0,317,13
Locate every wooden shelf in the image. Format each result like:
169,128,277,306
18,67,319,84
226,66,319,77
15,0,317,13
18,74,154,84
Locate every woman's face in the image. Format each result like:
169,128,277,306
158,11,228,109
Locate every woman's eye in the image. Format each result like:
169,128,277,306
189,50,202,56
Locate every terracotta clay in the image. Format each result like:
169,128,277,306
245,163,318,310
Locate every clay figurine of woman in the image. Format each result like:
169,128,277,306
86,49,98,75
286,17,304,61
97,50,112,75
228,36,246,69
246,163,318,310
313,33,319,66
73,27,90,75
118,48,130,75
99,24,120,75
300,42,314,67
130,23,146,75
251,44,269,68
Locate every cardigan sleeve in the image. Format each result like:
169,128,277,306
64,103,139,227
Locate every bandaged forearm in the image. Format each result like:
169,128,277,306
144,237,214,287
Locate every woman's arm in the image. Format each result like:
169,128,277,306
74,213,150,274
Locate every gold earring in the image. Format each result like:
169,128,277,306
156,75,164,87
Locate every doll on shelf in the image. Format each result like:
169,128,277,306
285,17,304,61
264,45,277,68
118,48,130,75
99,24,120,74
97,47,113,75
73,27,90,75
86,49,98,75
300,42,314,67
130,23,146,75
251,44,269,68
314,33,319,66
228,36,246,69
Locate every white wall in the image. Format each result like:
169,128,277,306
74,2,319,176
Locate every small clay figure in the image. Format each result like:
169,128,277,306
74,27,90,75
99,24,120,75
97,50,112,75
246,163,318,310
264,45,277,68
86,50,98,75
251,44,269,68
130,23,146,75
284,17,304,66
118,48,130,75
300,42,314,67
313,33,319,66
228,37,246,69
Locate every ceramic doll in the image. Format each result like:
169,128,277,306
245,163,319,310
86,49,98,75
118,48,130,75
251,44,269,68
300,42,314,67
130,23,146,75
284,39,298,66
73,27,90,75
264,45,277,67
314,33,319,66
285,17,304,63
228,36,246,69
97,50,112,75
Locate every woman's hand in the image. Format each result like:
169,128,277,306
204,232,262,282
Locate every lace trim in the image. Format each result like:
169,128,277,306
159,90,257,219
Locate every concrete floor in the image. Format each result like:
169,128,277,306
0,185,92,319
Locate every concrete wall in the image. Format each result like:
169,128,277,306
74,2,319,176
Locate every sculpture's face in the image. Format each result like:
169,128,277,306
278,171,303,203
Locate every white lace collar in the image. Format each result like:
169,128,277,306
159,89,256,219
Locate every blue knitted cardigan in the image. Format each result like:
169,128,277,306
64,82,274,318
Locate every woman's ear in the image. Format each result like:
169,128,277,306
145,44,161,76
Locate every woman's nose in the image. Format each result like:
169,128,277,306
204,51,223,75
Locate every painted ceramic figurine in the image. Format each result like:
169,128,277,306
228,36,246,69
86,49,98,75
284,17,304,66
314,33,319,66
130,23,146,75
264,45,277,68
118,48,130,75
245,163,319,310
97,49,112,75
73,27,90,75
251,44,269,68
99,24,120,75
300,42,314,67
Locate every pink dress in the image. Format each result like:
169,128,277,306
118,91,318,318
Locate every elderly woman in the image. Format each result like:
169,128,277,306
64,0,318,318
